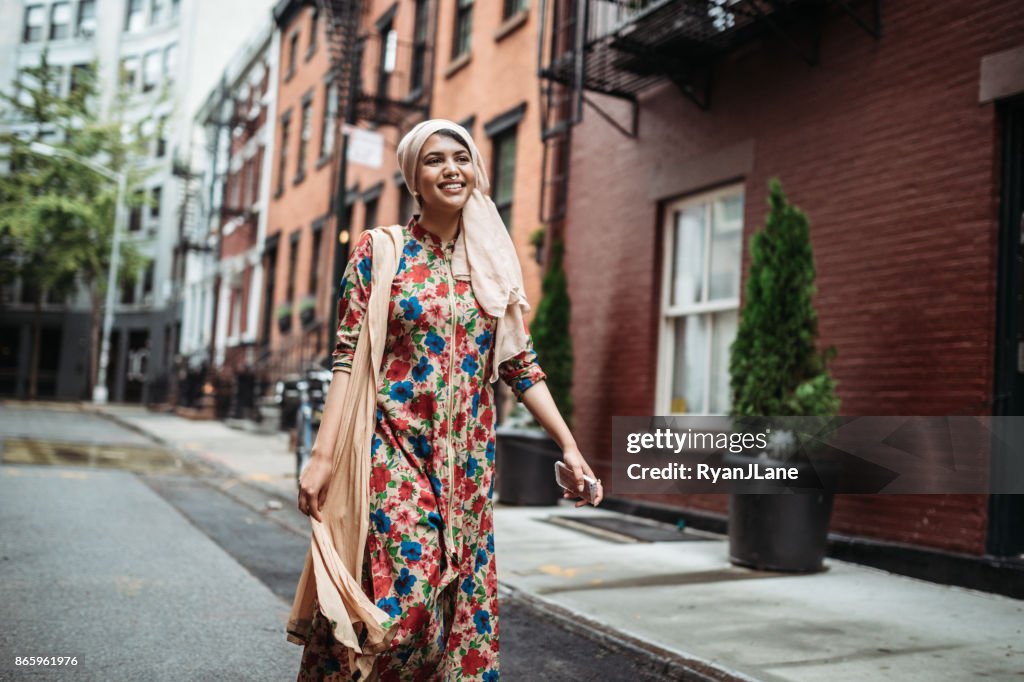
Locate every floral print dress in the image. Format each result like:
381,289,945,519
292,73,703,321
296,218,546,682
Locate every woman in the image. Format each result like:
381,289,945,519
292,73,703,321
291,119,602,681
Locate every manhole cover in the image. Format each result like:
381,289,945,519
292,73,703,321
547,515,713,543
1,438,210,475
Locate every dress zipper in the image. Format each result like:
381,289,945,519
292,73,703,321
443,249,458,563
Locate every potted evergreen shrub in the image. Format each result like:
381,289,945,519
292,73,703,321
298,294,317,325
276,302,293,333
726,179,841,572
495,241,571,506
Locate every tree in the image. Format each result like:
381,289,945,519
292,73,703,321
728,179,839,432
531,239,574,427
0,50,152,399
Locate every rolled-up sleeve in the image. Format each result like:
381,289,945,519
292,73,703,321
498,335,547,401
331,231,374,373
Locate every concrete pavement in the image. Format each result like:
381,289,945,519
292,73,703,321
82,404,1024,680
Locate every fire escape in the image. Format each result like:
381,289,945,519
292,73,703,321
537,0,881,223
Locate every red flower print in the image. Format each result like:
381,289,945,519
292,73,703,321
418,490,436,511
410,394,434,421
386,360,412,382
404,604,430,632
393,417,409,430
398,480,414,501
410,263,431,283
436,282,448,297
455,281,470,296
454,411,467,433
374,573,391,598
480,408,493,426
370,465,391,493
461,648,488,676
472,495,486,514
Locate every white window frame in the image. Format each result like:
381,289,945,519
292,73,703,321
655,183,745,416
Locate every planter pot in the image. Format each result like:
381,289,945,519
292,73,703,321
277,315,292,333
299,307,315,325
725,451,837,573
495,427,563,506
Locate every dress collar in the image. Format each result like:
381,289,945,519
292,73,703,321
408,215,459,254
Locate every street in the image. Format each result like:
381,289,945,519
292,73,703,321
0,404,680,681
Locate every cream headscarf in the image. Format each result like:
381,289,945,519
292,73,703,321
396,119,530,382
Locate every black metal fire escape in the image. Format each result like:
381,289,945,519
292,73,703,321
537,0,881,223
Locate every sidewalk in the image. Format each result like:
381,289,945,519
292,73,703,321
90,404,1024,682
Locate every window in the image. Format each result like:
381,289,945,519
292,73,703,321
377,12,396,100
163,43,177,82
49,2,72,40
307,8,319,57
120,56,139,89
250,146,262,205
142,50,160,92
286,32,299,79
320,81,337,160
363,197,378,233
296,94,312,181
287,232,300,302
69,63,90,95
503,0,528,20
452,0,473,59
658,186,744,415
142,262,154,301
170,0,180,20
150,186,161,219
410,0,429,93
23,5,45,42
151,0,166,25
399,184,414,224
129,190,144,232
491,128,517,228
77,0,96,37
309,222,323,295
156,115,168,157
276,112,291,196
125,0,145,32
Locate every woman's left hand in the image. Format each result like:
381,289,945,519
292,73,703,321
561,445,603,507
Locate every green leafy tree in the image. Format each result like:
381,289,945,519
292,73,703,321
531,240,574,427
728,179,839,447
0,51,153,399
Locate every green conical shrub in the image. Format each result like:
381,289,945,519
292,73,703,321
531,240,574,427
729,179,839,429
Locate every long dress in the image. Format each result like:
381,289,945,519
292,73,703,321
296,217,546,681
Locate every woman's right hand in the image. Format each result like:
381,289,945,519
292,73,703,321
297,454,332,522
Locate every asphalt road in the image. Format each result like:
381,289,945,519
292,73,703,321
0,405,681,681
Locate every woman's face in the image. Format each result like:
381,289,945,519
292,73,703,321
415,133,476,214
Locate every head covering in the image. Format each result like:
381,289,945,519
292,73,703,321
396,119,530,382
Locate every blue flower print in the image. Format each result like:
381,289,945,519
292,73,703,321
515,377,535,396
429,473,443,499
476,330,492,355
411,356,433,382
409,434,432,459
461,574,475,596
396,255,407,274
377,596,401,617
473,610,492,634
486,533,494,553
357,256,372,284
389,381,413,402
403,237,422,258
394,567,417,596
425,330,446,355
475,548,489,571
427,511,444,531
465,455,478,479
371,434,382,455
482,670,499,682
370,509,390,534
486,439,495,463
461,354,479,376
472,392,480,418
400,541,423,562
400,296,422,321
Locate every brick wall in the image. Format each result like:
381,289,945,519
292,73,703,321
565,0,1024,555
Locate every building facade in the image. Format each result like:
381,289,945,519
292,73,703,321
542,0,1024,558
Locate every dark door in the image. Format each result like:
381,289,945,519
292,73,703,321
989,95,1024,556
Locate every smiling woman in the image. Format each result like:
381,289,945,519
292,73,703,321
289,119,602,682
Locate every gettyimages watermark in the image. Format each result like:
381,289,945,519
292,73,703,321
612,416,1024,494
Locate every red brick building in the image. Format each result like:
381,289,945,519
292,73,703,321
541,1,1024,562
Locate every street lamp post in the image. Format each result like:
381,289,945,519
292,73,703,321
28,141,127,404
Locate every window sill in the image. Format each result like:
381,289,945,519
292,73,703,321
305,45,317,62
316,153,332,170
494,10,528,43
444,52,472,80
284,68,295,83
293,170,306,186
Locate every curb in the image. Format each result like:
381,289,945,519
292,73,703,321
496,583,760,682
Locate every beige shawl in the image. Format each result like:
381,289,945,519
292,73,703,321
396,118,531,382
286,225,403,678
